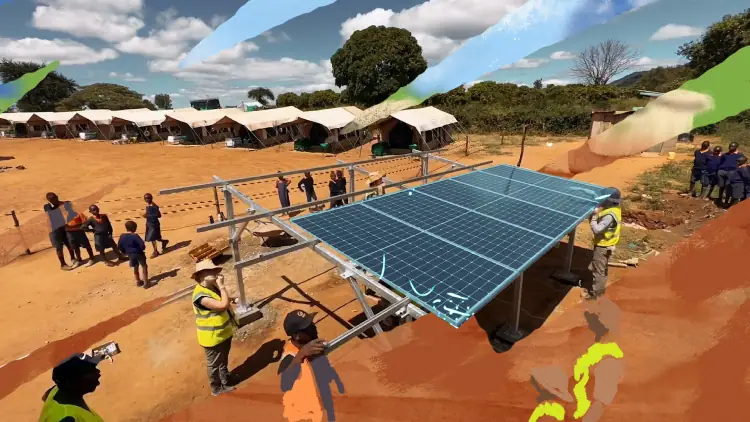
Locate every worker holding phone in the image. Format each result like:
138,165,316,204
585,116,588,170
39,353,106,422
191,260,238,396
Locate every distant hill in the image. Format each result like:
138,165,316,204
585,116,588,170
609,65,692,92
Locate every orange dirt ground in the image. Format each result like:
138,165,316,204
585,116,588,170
0,136,677,421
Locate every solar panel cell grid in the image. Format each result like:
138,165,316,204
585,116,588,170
481,165,551,184
452,171,533,196
355,232,515,327
474,196,578,239
511,185,600,217
415,179,501,209
364,190,467,230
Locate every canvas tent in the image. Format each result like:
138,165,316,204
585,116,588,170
67,110,115,139
218,106,303,148
111,110,168,142
297,106,364,151
372,106,459,151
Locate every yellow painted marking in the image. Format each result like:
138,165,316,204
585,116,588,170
528,402,565,422
572,342,623,419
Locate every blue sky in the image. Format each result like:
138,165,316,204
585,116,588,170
0,0,747,107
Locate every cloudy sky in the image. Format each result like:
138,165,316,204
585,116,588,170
0,0,746,107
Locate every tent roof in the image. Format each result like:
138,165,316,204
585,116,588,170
163,109,242,128
390,107,457,132
29,112,77,126
223,106,302,130
71,110,113,125
171,107,199,113
341,106,363,116
299,107,359,130
111,110,166,127
0,112,35,124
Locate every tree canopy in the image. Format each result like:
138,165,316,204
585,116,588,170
56,83,156,111
247,87,275,106
0,59,78,112
276,92,299,108
571,40,639,85
678,8,750,76
331,26,427,106
154,94,172,109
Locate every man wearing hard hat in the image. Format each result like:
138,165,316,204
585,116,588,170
191,260,238,396
586,188,622,300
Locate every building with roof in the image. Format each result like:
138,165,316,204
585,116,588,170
295,106,364,152
215,106,304,148
370,106,459,153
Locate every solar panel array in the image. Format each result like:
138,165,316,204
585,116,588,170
292,164,614,328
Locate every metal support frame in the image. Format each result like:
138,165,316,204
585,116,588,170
346,276,383,335
223,188,250,312
348,166,356,203
159,152,490,351
512,273,524,332
565,230,576,273
421,155,429,185
325,297,410,354
194,161,493,233
161,151,429,195
337,159,407,191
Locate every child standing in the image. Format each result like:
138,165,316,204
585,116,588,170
701,146,723,200
297,172,317,204
727,156,750,207
65,211,95,268
717,142,745,205
689,141,710,197
85,205,126,266
118,220,149,288
335,170,348,205
142,193,169,258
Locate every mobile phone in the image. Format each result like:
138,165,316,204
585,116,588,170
91,341,121,360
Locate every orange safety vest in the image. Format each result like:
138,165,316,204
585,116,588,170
281,342,323,422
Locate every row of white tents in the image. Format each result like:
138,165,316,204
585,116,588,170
0,105,459,151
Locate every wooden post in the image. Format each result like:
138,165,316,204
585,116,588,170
465,135,469,156
516,125,527,168
9,210,31,255
213,187,222,220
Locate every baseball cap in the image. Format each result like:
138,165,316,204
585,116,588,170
283,309,317,336
608,187,622,204
52,353,102,385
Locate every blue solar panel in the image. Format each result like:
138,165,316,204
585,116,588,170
363,190,466,230
481,165,551,185
474,196,579,238
355,232,515,327
291,163,610,328
452,171,533,196
416,179,500,209
293,204,421,260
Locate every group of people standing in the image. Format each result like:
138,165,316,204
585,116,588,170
44,192,170,287
276,169,387,211
688,141,748,206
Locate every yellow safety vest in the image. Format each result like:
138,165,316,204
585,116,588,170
192,285,235,348
593,207,621,248
39,386,104,422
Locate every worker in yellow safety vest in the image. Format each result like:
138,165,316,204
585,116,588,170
191,260,238,396
585,188,622,300
39,353,105,422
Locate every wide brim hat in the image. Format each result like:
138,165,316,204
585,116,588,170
191,260,222,280
368,172,385,184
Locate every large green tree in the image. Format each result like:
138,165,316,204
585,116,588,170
56,83,155,111
678,8,750,76
247,87,275,106
0,59,78,112
307,89,340,109
154,93,172,109
331,26,427,106
276,92,299,108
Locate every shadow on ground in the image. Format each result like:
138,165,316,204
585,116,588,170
230,339,285,386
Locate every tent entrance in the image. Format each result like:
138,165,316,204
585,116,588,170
388,121,414,150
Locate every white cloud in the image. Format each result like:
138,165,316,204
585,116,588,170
499,58,548,69
210,15,227,29
543,79,572,86
635,56,684,69
550,51,576,60
650,24,703,41
340,1,526,64
117,13,220,58
262,31,291,43
109,71,146,82
32,0,144,43
0,38,118,65
629,0,658,10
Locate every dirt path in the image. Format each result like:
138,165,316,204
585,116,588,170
0,137,669,420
